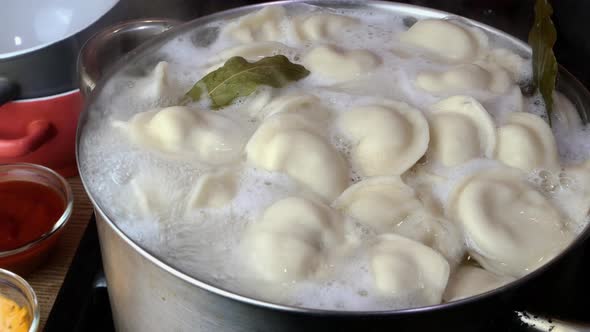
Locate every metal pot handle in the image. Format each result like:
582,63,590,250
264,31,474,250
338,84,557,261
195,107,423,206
78,18,181,98
0,77,19,107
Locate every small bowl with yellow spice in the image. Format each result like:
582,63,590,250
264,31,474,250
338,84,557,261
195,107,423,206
0,268,38,332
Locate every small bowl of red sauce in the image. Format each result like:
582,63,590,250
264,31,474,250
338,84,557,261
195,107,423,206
0,163,73,275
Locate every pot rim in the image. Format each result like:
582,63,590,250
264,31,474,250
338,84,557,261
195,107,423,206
77,18,182,99
77,0,590,316
3,89,79,104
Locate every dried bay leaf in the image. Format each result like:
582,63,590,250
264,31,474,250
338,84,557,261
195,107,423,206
528,0,558,126
184,55,310,109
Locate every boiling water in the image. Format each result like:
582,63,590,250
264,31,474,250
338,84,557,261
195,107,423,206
79,3,590,310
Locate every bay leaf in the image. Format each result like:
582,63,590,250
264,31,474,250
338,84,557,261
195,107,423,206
528,0,558,126
184,55,310,109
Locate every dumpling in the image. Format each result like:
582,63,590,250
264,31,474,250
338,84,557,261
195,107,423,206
427,96,496,167
492,86,525,121
337,100,429,176
252,93,330,122
416,63,511,95
303,45,381,83
399,19,488,63
333,176,423,232
186,169,237,209
205,41,293,73
416,65,488,94
241,87,274,117
443,266,514,302
133,61,177,102
333,176,464,265
371,233,450,305
127,171,182,218
242,197,344,282
217,41,292,62
449,168,573,277
393,211,465,267
496,112,559,171
293,13,359,41
223,7,286,43
402,166,447,215
129,175,168,217
246,113,349,201
114,106,245,165
486,48,527,81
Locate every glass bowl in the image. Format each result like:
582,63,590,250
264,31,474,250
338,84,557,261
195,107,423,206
0,163,73,275
0,268,39,332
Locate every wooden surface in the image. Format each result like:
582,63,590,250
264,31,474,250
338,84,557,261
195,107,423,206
25,177,94,329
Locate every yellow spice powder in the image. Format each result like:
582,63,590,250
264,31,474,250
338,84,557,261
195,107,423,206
0,295,30,332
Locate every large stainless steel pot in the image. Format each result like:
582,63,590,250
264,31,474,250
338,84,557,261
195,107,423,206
77,1,590,331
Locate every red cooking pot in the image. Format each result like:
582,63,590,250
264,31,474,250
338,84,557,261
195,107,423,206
0,91,82,177
0,0,121,177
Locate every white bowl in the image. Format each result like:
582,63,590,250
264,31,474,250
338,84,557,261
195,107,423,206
0,0,119,59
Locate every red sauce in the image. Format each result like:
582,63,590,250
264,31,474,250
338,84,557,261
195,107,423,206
0,181,65,252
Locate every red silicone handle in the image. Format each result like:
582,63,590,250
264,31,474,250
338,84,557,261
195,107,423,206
0,120,52,157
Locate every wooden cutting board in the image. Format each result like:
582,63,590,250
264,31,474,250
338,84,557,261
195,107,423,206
25,177,94,329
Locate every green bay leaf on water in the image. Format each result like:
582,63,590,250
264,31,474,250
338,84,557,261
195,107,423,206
528,0,558,126
184,55,310,109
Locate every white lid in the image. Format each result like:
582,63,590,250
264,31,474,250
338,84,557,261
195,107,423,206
0,0,119,59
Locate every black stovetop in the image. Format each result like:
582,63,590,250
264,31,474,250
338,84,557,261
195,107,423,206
45,1,590,331
45,216,114,332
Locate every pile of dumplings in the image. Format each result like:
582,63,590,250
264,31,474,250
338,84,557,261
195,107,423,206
88,5,590,310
